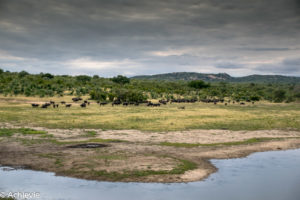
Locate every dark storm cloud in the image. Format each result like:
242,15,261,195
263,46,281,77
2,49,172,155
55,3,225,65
0,0,300,76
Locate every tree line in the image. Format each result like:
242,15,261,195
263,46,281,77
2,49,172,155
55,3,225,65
0,69,299,103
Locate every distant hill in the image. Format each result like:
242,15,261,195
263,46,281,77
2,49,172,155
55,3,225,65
131,72,300,83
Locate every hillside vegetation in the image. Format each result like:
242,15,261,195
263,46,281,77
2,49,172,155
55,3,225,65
0,69,300,103
132,72,300,83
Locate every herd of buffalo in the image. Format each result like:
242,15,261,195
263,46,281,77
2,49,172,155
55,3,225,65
31,97,254,109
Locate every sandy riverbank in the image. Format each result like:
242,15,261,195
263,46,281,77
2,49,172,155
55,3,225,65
1,124,300,183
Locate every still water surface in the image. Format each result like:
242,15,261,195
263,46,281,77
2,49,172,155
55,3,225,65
1,149,300,200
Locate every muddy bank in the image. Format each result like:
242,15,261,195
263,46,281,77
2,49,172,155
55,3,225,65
1,124,300,183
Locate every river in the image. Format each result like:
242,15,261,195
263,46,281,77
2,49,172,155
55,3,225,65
1,149,300,200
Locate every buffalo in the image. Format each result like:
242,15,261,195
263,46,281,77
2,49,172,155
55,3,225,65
159,100,168,105
80,103,86,108
41,103,50,108
31,103,39,108
72,97,82,102
65,104,72,107
112,101,121,106
147,102,160,107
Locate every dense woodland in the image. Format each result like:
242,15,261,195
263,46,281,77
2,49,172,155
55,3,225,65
0,69,300,103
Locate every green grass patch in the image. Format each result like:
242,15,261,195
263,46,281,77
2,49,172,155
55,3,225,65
55,158,64,167
0,128,15,137
88,138,128,143
18,128,47,135
0,197,16,200
1,99,300,131
39,134,54,138
84,131,97,137
90,158,197,181
160,137,286,148
0,128,47,137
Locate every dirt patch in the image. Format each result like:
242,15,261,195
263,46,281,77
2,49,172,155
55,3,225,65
2,123,300,144
1,123,300,183
67,143,109,148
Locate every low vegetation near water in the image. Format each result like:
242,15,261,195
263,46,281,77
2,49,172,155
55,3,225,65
160,138,287,148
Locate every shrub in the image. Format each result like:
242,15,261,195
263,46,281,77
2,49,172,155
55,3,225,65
274,89,286,103
111,75,130,85
188,80,210,89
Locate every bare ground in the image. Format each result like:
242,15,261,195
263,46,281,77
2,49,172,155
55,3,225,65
1,123,300,183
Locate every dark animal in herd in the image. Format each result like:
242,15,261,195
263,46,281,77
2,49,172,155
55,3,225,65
159,100,168,105
41,103,51,108
31,103,39,108
31,98,254,109
171,99,197,103
83,100,90,105
147,102,160,107
112,100,122,106
72,97,82,102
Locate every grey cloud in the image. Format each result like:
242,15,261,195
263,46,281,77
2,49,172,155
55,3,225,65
215,63,242,69
255,58,300,74
238,47,292,51
0,0,300,76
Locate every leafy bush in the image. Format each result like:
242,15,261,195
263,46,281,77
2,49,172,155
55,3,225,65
274,89,286,103
111,75,130,84
188,80,210,89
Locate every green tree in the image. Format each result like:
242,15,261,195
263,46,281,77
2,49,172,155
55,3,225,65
188,80,210,89
111,75,130,85
274,89,286,103
90,89,107,101
18,70,29,78
76,75,91,83
41,73,54,79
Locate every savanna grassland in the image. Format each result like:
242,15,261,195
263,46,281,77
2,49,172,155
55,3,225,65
0,95,300,131
1,95,300,182
1,70,300,183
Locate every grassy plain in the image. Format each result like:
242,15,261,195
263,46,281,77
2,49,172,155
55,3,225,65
0,95,300,182
0,95,299,131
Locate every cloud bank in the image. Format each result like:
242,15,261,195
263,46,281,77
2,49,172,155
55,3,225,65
0,0,299,77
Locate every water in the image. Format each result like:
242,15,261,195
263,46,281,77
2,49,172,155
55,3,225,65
1,149,300,200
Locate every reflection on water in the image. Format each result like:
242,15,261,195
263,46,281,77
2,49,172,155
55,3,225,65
1,149,300,200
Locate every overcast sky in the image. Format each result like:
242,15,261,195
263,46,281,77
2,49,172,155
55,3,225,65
0,0,300,77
